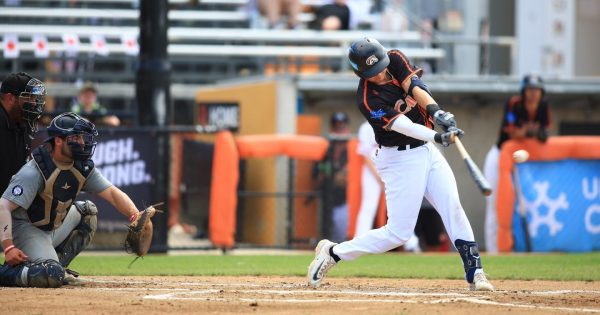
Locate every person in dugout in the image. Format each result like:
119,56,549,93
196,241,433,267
483,74,551,254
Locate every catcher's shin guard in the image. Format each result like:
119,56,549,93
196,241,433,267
455,239,483,283
0,260,64,288
0,263,28,287
56,200,98,267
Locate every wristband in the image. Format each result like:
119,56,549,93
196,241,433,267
426,104,441,117
3,245,16,255
129,213,138,223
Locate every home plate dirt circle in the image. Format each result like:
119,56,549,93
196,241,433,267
1,276,599,314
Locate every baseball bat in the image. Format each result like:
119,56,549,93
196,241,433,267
513,166,532,252
453,138,493,196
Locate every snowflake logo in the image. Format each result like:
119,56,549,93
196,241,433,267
523,181,569,237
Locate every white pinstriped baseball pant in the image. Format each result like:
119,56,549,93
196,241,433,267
333,142,476,260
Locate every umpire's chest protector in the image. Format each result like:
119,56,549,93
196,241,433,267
28,146,94,231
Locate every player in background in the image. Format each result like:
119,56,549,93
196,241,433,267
355,120,420,252
308,38,493,291
483,74,551,253
0,113,142,287
0,72,46,193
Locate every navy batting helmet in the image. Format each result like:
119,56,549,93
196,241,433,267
348,38,389,79
521,74,544,93
47,112,98,161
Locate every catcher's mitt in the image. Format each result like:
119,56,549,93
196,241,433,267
125,203,163,257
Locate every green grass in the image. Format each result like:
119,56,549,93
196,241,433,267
63,252,600,281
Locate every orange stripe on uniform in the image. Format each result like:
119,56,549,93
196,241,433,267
389,50,424,84
382,113,400,130
362,83,372,112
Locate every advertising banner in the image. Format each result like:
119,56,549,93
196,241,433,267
512,160,600,252
77,131,158,232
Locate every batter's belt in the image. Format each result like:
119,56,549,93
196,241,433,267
379,140,426,151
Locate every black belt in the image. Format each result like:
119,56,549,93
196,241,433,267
379,141,426,151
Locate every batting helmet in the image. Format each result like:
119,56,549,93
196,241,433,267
1,72,46,134
47,112,98,161
348,38,389,79
520,74,544,93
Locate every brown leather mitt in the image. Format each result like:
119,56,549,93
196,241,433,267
125,203,163,257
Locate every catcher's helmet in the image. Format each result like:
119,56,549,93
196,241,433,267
1,72,46,134
47,112,98,161
521,74,544,93
348,38,390,79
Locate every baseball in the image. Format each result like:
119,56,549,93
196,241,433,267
513,149,530,163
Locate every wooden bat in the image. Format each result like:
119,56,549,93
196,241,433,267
513,164,533,252
453,137,493,196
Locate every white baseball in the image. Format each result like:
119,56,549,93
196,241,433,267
513,150,530,163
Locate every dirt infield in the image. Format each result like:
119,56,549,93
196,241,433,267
1,276,599,314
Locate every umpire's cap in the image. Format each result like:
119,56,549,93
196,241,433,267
348,38,390,79
1,72,38,95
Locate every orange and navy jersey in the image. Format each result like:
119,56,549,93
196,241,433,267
356,49,432,147
496,95,552,148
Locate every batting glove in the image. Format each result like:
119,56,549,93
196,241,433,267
435,127,464,147
433,110,457,132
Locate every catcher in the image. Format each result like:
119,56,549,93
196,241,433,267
0,112,157,287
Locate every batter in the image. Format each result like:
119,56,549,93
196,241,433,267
308,38,494,291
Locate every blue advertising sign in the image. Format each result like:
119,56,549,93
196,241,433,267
512,160,600,252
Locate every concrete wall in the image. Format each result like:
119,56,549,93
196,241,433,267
575,0,600,76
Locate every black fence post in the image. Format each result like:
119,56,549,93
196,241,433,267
136,0,171,253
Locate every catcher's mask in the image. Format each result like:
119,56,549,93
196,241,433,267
1,72,46,135
347,37,390,79
46,112,98,161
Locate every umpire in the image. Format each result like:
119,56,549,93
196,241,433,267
0,72,46,193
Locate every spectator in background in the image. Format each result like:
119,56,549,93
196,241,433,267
253,0,302,29
0,72,46,193
310,0,373,30
309,0,350,30
345,0,373,29
71,82,120,127
483,74,551,253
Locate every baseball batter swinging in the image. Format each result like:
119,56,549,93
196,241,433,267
308,38,494,291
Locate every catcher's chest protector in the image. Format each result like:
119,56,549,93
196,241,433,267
28,146,94,231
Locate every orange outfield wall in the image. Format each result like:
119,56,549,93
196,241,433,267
209,131,329,248
496,136,600,252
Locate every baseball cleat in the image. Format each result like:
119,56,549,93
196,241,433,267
307,239,337,288
470,272,494,291
62,274,88,286
62,268,88,286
